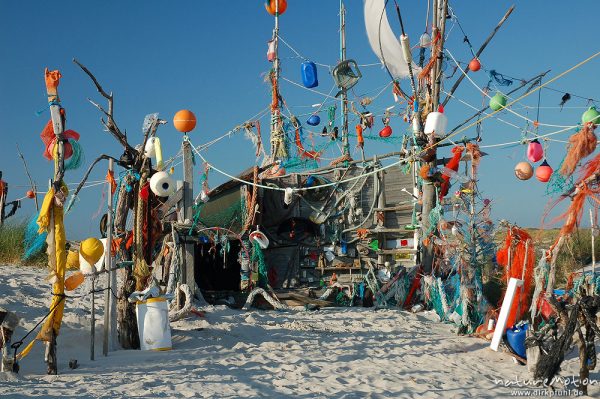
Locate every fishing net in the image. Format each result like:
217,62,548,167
251,241,268,288
22,214,47,260
545,157,574,197
190,197,245,233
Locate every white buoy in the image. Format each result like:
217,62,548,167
424,111,448,136
149,171,175,197
284,187,293,205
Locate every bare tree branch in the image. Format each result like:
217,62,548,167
73,58,137,156
65,154,120,213
15,143,39,211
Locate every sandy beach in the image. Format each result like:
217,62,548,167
0,265,597,398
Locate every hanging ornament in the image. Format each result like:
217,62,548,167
379,126,392,138
265,0,287,15
307,114,320,126
582,106,600,125
419,32,431,47
489,92,507,111
535,160,553,183
300,61,318,88
468,58,481,72
526,139,543,163
514,161,533,180
266,40,276,62
424,105,448,136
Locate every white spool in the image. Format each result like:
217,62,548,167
424,111,448,136
400,34,412,64
149,171,175,197
284,187,293,205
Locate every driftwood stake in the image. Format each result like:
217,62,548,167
16,144,39,211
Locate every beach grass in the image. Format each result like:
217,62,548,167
0,220,47,266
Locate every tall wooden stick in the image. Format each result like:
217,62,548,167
16,144,39,211
103,159,116,355
441,5,515,107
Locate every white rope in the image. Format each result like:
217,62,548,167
442,90,573,147
189,137,405,192
445,49,578,129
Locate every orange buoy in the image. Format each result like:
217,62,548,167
26,190,35,199
265,0,287,15
468,58,481,72
173,110,197,133
535,160,553,183
65,271,85,291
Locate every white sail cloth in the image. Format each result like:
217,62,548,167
364,0,419,79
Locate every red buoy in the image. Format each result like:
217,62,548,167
468,58,481,72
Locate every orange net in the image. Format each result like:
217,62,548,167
496,227,535,328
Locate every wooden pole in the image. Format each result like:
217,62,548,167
441,5,515,107
0,179,7,227
103,159,115,355
16,144,39,211
179,138,204,303
46,68,65,375
340,1,349,158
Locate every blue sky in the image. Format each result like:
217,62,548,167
1,0,599,239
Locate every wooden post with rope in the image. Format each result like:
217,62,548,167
103,158,116,355
0,173,7,227
180,137,198,301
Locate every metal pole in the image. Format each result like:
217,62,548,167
590,209,596,293
340,1,349,157
90,277,95,361
103,159,115,355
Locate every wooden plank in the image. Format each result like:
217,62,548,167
159,187,183,217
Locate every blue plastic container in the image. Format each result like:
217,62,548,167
301,61,319,88
506,323,528,358
307,115,320,126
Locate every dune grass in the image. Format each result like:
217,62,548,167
0,220,47,266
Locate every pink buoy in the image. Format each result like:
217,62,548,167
527,139,544,163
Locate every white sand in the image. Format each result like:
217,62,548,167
1,265,598,398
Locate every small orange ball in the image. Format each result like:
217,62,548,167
173,110,197,133
26,190,35,199
265,0,287,15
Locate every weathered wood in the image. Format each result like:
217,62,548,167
0,179,6,226
103,159,116,355
441,5,515,107
73,59,137,156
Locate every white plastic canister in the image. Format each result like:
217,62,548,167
424,112,448,136
136,297,172,351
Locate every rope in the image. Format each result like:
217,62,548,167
445,49,579,129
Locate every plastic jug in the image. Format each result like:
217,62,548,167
301,61,318,88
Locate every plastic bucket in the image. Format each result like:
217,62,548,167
135,297,172,351
506,323,528,358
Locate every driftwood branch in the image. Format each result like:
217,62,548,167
15,143,39,211
65,154,119,213
73,58,137,155
441,5,515,107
